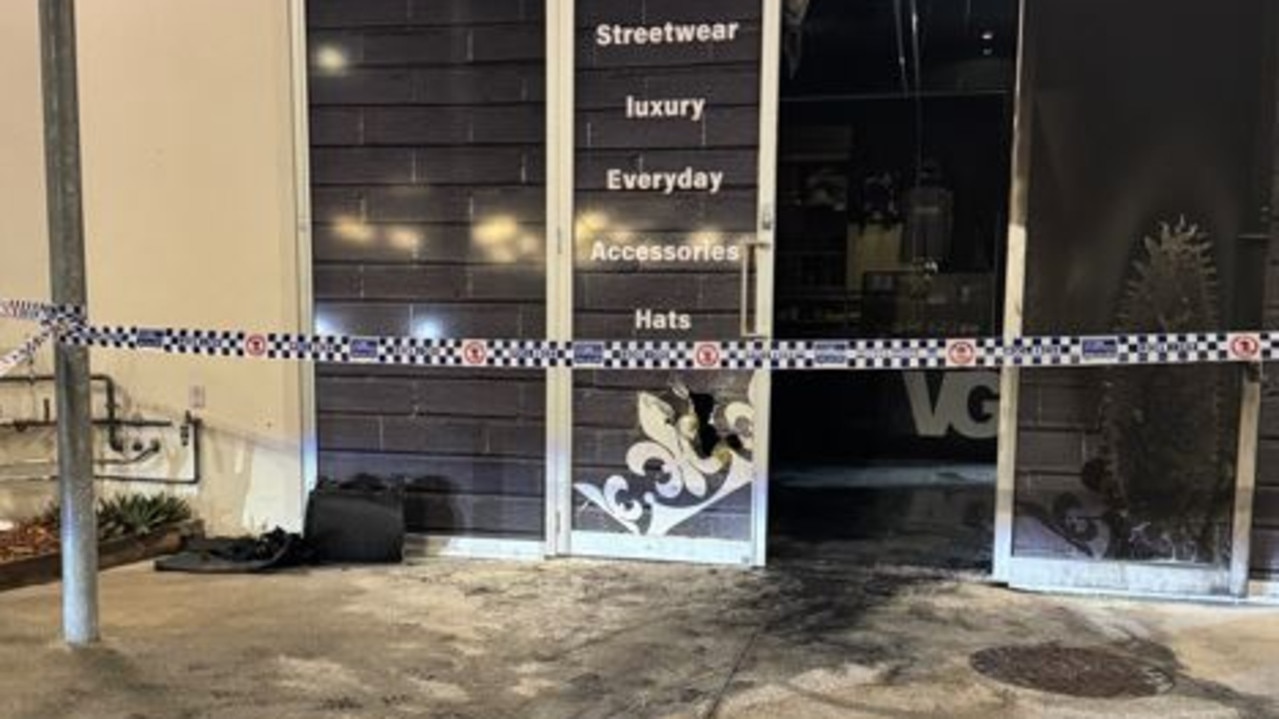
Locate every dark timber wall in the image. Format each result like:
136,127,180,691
306,0,547,538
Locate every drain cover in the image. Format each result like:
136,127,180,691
970,645,1174,698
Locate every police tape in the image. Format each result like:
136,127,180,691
58,325,1274,370
0,327,53,378
0,298,81,325
1,297,1274,371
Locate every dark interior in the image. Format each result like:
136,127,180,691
768,0,1019,570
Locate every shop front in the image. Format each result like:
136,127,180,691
303,0,1279,600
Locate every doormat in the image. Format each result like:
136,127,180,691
970,644,1174,698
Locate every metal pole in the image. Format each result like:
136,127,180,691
39,0,98,646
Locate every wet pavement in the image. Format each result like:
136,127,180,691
0,556,1276,718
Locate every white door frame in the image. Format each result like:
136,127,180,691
990,0,1032,585
547,0,780,567
544,0,575,558
750,0,781,568
288,0,318,511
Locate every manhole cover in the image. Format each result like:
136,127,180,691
970,645,1174,698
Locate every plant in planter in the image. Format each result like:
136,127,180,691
97,494,194,539
33,493,194,541
0,493,197,590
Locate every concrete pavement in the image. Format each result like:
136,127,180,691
0,557,1276,718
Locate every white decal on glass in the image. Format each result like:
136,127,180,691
574,372,760,536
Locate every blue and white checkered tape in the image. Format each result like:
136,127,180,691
0,298,82,326
2,297,1274,371
0,327,55,378
48,328,1279,370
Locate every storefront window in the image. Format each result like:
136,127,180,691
308,0,548,539
570,0,763,546
1012,0,1275,569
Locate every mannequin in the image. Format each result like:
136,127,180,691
846,173,905,291
901,159,954,267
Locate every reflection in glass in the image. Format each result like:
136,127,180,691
1010,0,1276,573
387,226,422,251
309,2,548,539
412,315,444,340
1016,219,1236,564
472,215,540,264
313,45,349,75
333,215,375,244
314,313,339,337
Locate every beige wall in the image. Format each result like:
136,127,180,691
0,0,305,533
0,2,51,305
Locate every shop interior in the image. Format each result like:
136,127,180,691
768,0,1019,570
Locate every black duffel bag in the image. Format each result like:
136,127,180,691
304,474,404,563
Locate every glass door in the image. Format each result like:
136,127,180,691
995,0,1274,597
553,0,778,565
767,0,1019,571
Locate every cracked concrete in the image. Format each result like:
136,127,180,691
0,557,1276,718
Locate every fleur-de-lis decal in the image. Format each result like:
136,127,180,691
574,373,760,536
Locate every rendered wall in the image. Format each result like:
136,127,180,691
0,0,305,533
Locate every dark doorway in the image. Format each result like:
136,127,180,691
768,0,1019,570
